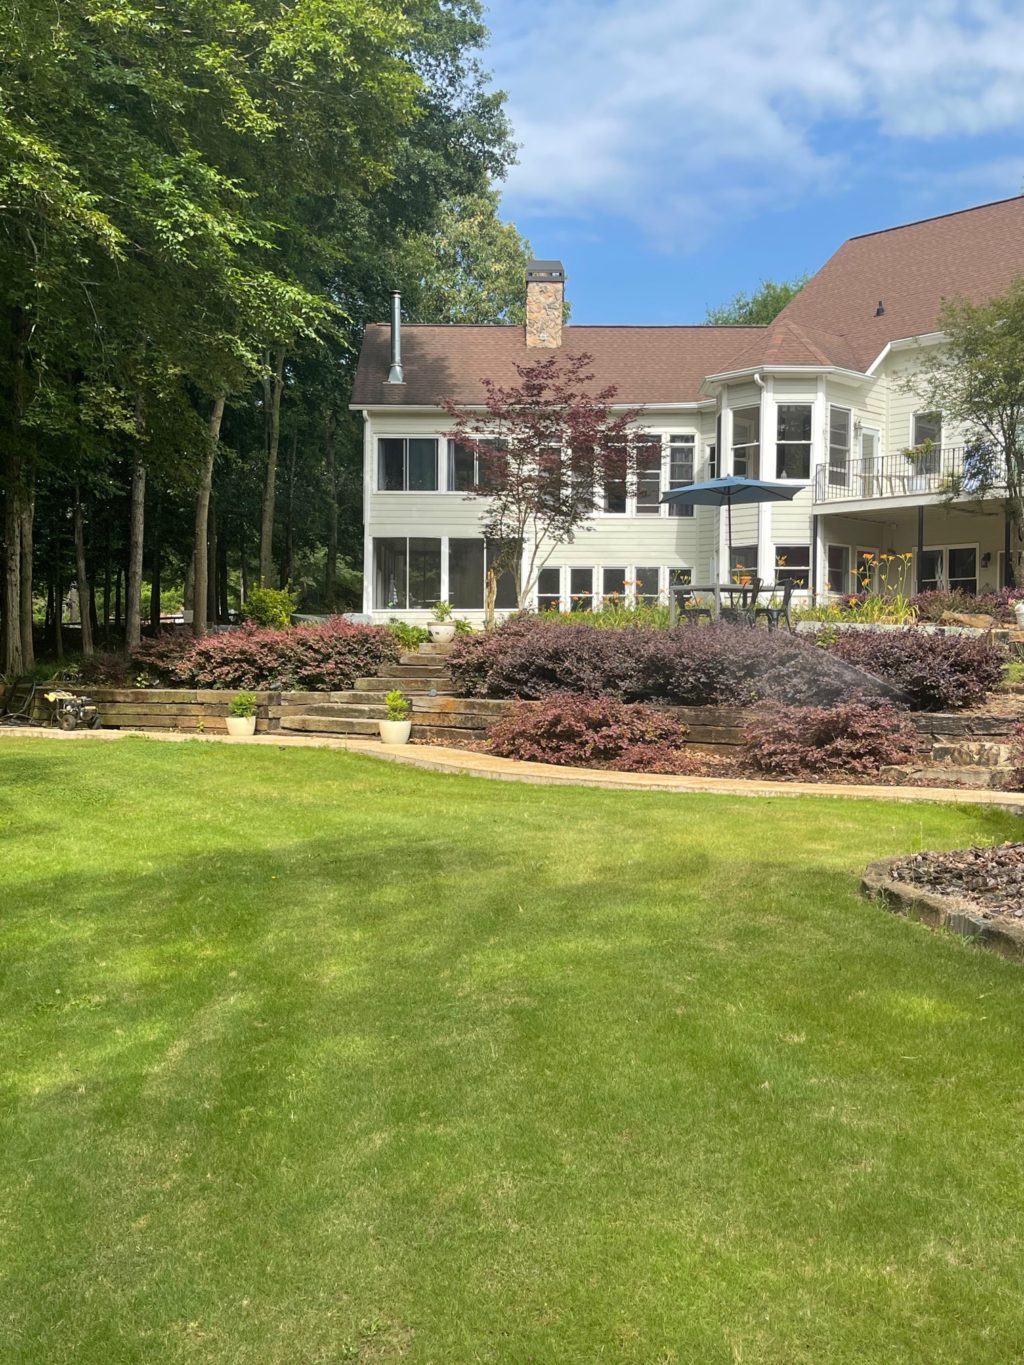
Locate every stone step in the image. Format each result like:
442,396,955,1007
299,702,389,720
280,715,381,736
387,665,452,679
399,649,451,665
355,677,455,695
884,764,1006,789
931,741,1013,768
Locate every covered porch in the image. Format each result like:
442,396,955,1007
811,500,1017,599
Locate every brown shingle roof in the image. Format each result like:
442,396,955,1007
350,323,765,407
773,194,1024,371
351,196,1024,405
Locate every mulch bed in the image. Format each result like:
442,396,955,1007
889,843,1024,919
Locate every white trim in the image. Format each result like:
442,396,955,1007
865,332,946,376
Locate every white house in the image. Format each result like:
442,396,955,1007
351,196,1024,623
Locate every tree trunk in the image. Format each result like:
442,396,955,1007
150,492,162,632
280,429,296,587
103,514,112,645
193,395,225,637
73,486,94,656
114,565,122,629
240,534,248,607
54,569,64,661
324,413,337,606
207,495,218,626
2,477,23,674
18,483,34,672
217,529,229,622
125,461,146,649
259,347,285,587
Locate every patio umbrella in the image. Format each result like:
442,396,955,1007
661,475,802,574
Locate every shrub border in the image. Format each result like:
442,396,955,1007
861,855,1024,961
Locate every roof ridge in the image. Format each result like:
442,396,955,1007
365,322,769,331
846,194,1024,243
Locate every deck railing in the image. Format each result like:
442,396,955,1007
812,446,1003,504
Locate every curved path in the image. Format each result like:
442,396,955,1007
2,724,1023,809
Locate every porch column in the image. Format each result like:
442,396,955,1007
810,514,820,597
916,505,925,594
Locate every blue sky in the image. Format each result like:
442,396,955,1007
483,0,1024,323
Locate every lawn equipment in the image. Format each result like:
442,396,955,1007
42,689,101,730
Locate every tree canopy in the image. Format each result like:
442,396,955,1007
705,276,808,325
0,0,529,669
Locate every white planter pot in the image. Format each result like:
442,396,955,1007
428,622,456,644
379,719,412,744
225,715,257,737
1014,603,1024,629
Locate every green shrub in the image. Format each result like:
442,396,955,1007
241,587,298,629
385,689,410,721
228,691,259,717
388,620,430,650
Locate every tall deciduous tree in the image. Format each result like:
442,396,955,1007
906,278,1024,586
446,354,641,612
705,277,808,325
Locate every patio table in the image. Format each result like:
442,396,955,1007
668,582,762,625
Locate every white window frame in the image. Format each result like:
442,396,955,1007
731,406,761,479
775,403,814,482
827,405,851,489
825,542,854,596
600,431,701,517
376,435,440,493
911,411,942,476
917,543,979,593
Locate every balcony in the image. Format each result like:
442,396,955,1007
813,446,1004,505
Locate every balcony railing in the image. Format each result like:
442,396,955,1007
813,446,1004,504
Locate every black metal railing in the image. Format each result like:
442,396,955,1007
813,446,1004,504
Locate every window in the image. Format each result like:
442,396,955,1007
732,407,760,478
828,406,851,487
731,545,758,578
603,471,627,513
706,443,718,480
668,434,696,518
776,404,812,479
911,412,942,476
602,567,626,603
826,544,852,595
373,537,441,609
947,547,977,594
537,567,561,612
635,436,663,514
634,567,661,605
775,545,810,588
669,568,692,591
377,437,438,491
448,538,485,609
570,567,594,611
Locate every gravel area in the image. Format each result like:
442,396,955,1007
889,843,1024,918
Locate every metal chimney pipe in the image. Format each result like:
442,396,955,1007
386,290,404,384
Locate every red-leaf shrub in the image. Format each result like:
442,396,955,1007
450,617,896,708
825,628,1006,711
487,693,689,767
129,621,399,690
743,701,920,777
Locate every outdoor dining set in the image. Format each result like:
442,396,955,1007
667,577,796,630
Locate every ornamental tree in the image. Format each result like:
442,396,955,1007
445,352,642,613
905,278,1024,586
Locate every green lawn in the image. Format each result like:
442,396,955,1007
2,739,1023,1364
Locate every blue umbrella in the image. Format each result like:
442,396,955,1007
661,476,802,573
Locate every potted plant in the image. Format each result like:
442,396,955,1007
428,600,456,644
226,691,259,737
379,689,412,744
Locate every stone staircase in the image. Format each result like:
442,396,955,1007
277,645,456,737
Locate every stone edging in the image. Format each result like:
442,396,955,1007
861,855,1024,960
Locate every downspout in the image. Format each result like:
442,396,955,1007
752,372,768,584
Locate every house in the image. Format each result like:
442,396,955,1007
351,196,1024,622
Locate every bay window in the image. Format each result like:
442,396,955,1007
732,407,760,478
667,434,695,518
776,405,812,479
828,407,851,487
378,437,438,491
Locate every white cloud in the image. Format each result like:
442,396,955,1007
486,0,1024,245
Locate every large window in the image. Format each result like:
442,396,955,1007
448,538,485,609
377,438,438,491
667,435,695,518
920,546,976,594
730,545,758,578
448,439,507,492
827,544,852,595
774,545,810,588
732,407,760,478
537,567,561,612
776,404,812,479
486,541,518,609
373,537,441,609
602,567,627,602
634,567,661,604
828,406,851,488
635,437,663,514
570,567,595,611
912,412,942,475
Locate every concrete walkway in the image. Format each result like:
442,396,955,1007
2,724,1023,810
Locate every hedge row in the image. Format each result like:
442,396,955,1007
128,620,400,691
449,618,1005,711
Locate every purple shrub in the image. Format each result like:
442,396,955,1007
743,701,920,777
826,628,1006,711
487,693,688,766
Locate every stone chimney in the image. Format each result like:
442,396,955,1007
525,260,565,348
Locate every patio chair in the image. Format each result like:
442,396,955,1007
720,576,762,625
754,579,796,632
675,589,713,625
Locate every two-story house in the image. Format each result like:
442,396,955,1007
351,196,1024,622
